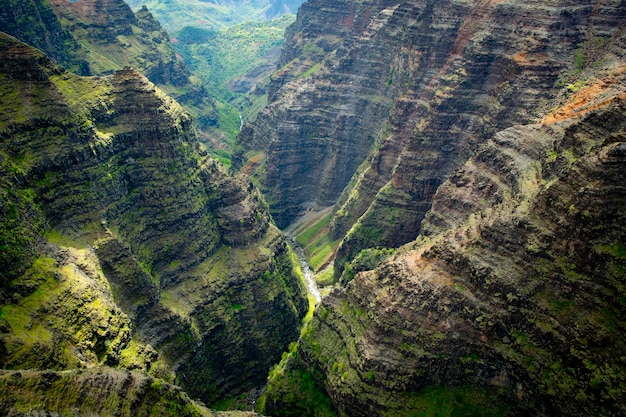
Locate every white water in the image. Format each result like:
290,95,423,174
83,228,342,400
288,237,321,303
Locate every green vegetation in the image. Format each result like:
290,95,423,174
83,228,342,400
0,185,46,283
125,0,287,32
0,31,311,409
0,249,136,371
396,386,511,417
174,15,293,101
260,342,337,416
341,247,394,283
595,242,626,259
173,14,295,158
300,62,323,79
0,368,208,416
287,245,317,322
291,212,341,273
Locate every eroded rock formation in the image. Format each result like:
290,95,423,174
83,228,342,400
0,32,307,409
264,57,626,416
234,0,626,274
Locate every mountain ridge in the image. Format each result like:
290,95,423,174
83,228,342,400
263,59,626,416
0,31,308,410
234,0,626,276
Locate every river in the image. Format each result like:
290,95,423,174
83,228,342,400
287,237,321,303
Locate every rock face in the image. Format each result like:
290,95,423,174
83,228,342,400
0,367,266,416
0,0,219,131
0,0,90,74
0,368,210,416
48,0,190,86
0,32,308,407
264,57,626,415
234,0,626,271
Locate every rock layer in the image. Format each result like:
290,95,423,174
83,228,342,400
234,0,626,271
267,62,626,415
0,32,308,406
0,367,266,416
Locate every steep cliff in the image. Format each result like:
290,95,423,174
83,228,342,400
263,57,626,415
234,0,626,272
0,0,220,138
0,32,308,408
48,0,190,86
0,0,90,74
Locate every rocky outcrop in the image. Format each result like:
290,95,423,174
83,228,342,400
0,367,266,416
265,62,626,415
48,0,190,87
234,0,626,271
0,32,307,405
0,0,90,74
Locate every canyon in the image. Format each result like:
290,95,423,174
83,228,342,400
0,29,307,414
0,0,625,416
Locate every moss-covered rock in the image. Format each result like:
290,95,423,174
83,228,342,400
0,32,307,407
0,367,212,416
265,58,626,416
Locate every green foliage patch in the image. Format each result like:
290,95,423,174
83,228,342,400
396,385,511,417
174,15,294,101
0,185,46,284
293,212,341,273
261,343,336,417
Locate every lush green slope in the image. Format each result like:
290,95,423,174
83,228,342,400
0,368,212,416
174,15,294,102
125,0,302,32
0,32,308,410
173,14,296,157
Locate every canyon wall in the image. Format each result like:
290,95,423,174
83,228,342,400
264,43,626,415
234,0,626,273
0,32,308,409
266,27,626,416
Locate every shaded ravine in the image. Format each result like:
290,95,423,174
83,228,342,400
287,236,321,303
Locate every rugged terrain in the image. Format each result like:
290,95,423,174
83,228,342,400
262,39,626,416
1,0,625,415
0,31,308,412
234,0,626,275
0,0,224,146
124,0,304,32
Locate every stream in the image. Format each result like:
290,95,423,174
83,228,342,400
287,237,321,303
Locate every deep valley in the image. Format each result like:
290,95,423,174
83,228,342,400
0,0,624,416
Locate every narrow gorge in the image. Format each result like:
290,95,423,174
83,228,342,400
0,0,625,416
